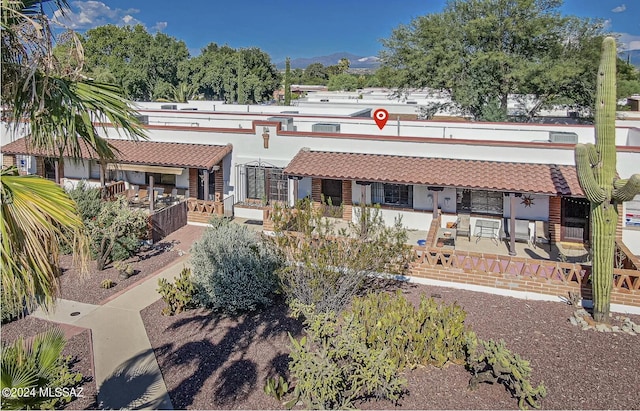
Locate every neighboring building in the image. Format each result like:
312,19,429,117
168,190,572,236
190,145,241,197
2,102,640,255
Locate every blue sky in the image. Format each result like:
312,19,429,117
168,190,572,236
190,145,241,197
51,0,640,62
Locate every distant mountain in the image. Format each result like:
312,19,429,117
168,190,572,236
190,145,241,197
276,52,380,70
618,49,640,68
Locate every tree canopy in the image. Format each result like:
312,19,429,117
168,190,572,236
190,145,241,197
178,43,281,103
379,0,605,120
81,24,189,101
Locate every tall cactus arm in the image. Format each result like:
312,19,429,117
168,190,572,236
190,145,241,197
575,143,606,203
583,142,599,166
613,174,640,202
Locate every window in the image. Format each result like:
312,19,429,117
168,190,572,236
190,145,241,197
246,165,288,203
372,183,413,207
146,172,176,185
457,189,503,215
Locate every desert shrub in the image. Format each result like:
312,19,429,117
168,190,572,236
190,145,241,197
1,290,25,324
157,267,197,316
345,291,476,369
190,217,283,314
100,279,115,289
468,338,547,410
287,301,406,409
272,199,412,314
67,181,103,221
0,328,84,409
86,196,149,270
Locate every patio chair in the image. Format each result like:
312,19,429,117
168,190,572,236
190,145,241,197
534,221,549,248
501,219,531,244
456,213,471,241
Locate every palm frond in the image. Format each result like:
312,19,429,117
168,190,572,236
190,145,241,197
1,167,89,312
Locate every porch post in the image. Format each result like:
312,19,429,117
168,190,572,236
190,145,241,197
509,193,517,256
149,174,155,213
54,160,60,184
433,191,439,218
203,170,210,201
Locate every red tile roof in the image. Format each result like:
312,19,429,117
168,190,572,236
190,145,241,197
284,150,584,196
2,138,232,170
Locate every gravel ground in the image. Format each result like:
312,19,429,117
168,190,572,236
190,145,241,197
141,282,640,410
1,317,98,410
57,222,209,305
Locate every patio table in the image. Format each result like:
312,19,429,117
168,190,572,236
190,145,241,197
474,219,500,245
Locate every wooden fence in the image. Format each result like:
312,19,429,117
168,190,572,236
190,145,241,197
149,201,187,243
186,198,223,224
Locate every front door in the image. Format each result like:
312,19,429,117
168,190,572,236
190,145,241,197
561,197,590,243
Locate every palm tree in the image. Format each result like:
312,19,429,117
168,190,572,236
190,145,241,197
0,328,79,410
1,0,146,313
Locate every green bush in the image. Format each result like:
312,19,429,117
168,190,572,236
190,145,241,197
468,339,547,410
157,267,197,316
1,328,84,410
190,217,283,314
287,303,405,409
86,196,149,270
1,291,25,324
67,181,103,221
345,291,475,369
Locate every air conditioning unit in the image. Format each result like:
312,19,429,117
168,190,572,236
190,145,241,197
312,123,341,133
267,116,294,130
135,115,149,125
160,104,177,110
549,131,578,144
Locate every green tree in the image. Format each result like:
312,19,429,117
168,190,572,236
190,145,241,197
575,37,640,323
1,0,145,313
327,73,359,91
284,57,292,105
380,0,605,120
302,62,329,85
616,57,640,100
179,43,279,103
82,24,189,101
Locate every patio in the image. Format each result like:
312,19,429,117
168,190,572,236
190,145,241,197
405,227,590,263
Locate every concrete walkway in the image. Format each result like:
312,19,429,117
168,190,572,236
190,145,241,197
33,257,189,409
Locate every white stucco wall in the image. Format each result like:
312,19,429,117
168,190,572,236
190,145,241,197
622,230,640,256
502,194,549,221
353,207,433,231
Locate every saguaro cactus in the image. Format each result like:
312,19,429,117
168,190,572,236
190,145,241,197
575,37,640,323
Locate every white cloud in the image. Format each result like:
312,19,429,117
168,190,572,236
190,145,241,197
611,4,626,13
602,19,612,31
616,33,640,51
152,21,168,32
52,1,142,29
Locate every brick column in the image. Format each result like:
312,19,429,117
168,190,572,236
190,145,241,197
35,157,45,178
214,163,224,202
188,168,198,199
616,203,623,240
549,196,562,244
342,180,352,221
2,154,16,168
311,178,322,203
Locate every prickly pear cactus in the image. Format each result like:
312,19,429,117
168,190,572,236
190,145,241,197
574,37,640,323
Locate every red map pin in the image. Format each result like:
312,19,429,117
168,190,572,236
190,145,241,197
373,108,389,130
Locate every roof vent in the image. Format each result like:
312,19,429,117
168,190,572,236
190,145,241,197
267,116,294,131
312,123,341,133
160,104,177,110
549,131,578,144
135,115,149,125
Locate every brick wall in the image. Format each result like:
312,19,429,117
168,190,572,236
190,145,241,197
3,154,16,168
409,257,639,307
188,168,198,198
311,178,322,202
341,180,352,221
549,196,561,244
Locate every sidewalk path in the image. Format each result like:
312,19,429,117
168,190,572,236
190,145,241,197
33,259,189,409
32,224,206,409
